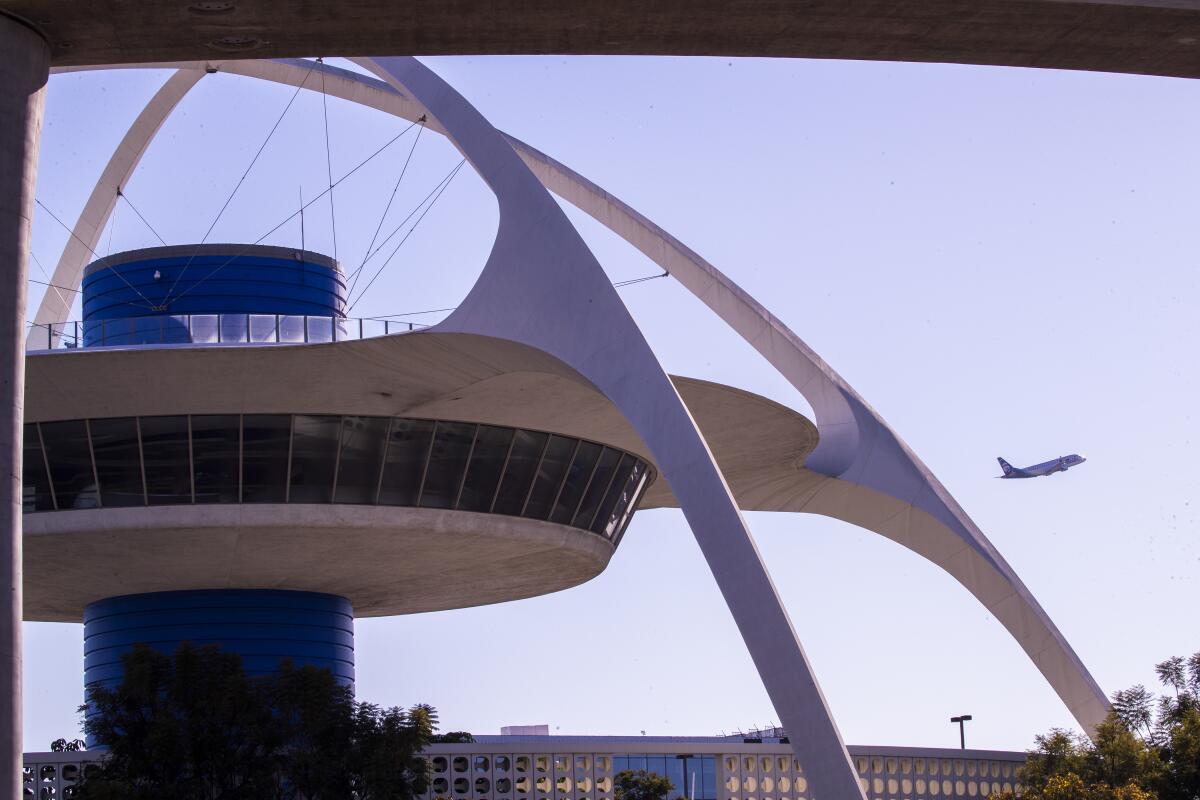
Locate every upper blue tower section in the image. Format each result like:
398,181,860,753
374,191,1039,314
81,244,345,345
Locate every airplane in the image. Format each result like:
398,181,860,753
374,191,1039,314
997,454,1086,479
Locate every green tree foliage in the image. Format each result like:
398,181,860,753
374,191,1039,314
990,651,1200,800
73,644,436,800
614,769,675,800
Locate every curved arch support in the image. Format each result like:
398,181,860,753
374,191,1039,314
364,55,868,799
37,56,1109,736
30,68,204,345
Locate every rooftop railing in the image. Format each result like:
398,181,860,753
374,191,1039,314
25,314,428,351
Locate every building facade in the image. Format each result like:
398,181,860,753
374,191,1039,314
22,736,1027,800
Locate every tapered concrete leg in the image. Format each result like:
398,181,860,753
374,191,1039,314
0,12,49,796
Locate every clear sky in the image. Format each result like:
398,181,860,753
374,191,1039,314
22,55,1200,754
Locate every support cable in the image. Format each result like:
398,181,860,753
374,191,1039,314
344,157,464,289
165,118,421,306
106,201,118,256
349,116,426,301
117,187,167,246
361,270,667,321
613,270,669,288
28,252,71,319
28,277,82,296
361,307,458,320
35,198,157,310
317,58,339,264
347,159,466,312
161,60,318,307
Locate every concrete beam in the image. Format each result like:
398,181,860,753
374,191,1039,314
5,1,1200,79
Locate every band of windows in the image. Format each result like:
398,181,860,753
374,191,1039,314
23,415,653,542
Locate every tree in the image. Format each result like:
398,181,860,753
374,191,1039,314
71,643,437,800
990,650,1200,800
614,769,675,800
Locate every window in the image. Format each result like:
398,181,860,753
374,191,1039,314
191,415,240,503
419,422,476,509
22,424,54,512
333,416,390,504
89,417,144,507
459,425,515,512
493,430,548,515
242,415,290,502
523,435,577,519
40,420,97,509
378,419,435,506
592,456,636,537
25,414,651,539
550,441,602,524
289,415,340,503
139,416,191,505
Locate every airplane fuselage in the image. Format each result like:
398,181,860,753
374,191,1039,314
998,454,1086,479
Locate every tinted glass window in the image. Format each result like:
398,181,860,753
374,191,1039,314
591,454,635,536
523,435,576,520
612,461,651,542
702,756,716,800
140,416,191,505
89,417,144,507
573,447,621,529
378,419,434,506
458,425,514,512
191,415,240,504
550,441,602,525
242,415,290,503
419,422,476,509
334,416,390,504
492,430,548,516
220,313,248,342
40,420,97,510
23,424,55,512
665,757,685,790
289,415,340,503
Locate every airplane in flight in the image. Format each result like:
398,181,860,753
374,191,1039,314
997,454,1086,479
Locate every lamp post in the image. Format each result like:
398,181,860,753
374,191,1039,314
950,715,973,749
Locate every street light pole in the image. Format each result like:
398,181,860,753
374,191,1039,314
950,715,973,749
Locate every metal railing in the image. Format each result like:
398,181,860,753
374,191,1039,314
25,314,429,351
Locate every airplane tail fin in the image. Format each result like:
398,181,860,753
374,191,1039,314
997,457,1015,476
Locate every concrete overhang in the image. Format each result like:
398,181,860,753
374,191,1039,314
24,331,822,511
5,0,1200,79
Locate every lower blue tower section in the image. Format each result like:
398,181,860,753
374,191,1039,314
83,589,355,691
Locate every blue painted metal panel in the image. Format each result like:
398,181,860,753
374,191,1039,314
83,589,355,694
81,247,346,345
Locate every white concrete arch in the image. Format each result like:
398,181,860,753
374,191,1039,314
36,57,1110,737
31,69,203,339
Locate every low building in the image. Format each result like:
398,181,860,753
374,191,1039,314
23,734,1026,799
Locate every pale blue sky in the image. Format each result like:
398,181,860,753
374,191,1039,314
23,55,1200,753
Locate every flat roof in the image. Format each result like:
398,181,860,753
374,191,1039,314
83,244,340,277
435,735,1026,760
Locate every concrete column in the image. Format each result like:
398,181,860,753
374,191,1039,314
0,12,50,796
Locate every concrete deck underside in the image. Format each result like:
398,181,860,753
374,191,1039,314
5,0,1200,79
25,505,615,622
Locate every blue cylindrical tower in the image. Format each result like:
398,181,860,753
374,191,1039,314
77,244,355,696
83,590,355,690
81,243,346,346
